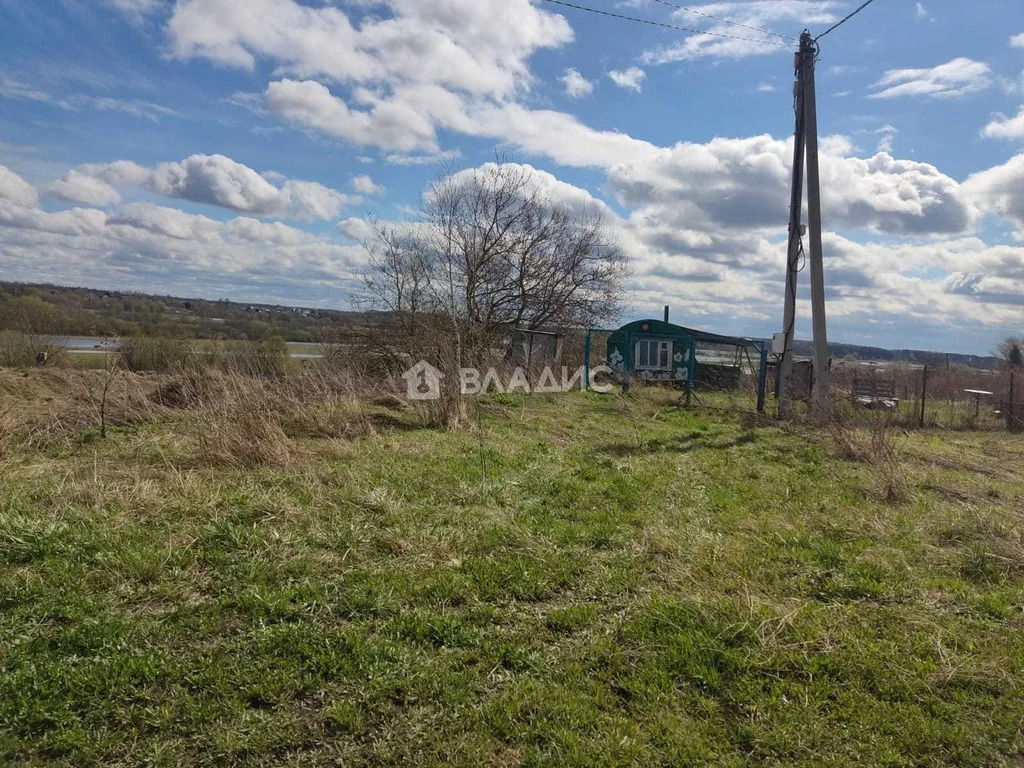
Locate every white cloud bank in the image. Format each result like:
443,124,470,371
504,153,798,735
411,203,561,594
0,164,363,302
166,0,571,99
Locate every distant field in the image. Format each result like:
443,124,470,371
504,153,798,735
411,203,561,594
44,338,326,370
1,375,1023,766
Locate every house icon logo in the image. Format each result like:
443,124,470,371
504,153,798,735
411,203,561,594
401,360,444,400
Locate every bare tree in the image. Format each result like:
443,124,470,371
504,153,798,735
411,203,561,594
360,162,627,376
997,336,1024,369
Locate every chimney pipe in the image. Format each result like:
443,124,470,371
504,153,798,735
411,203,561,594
663,305,670,323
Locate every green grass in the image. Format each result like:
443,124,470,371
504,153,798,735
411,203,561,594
1,391,1023,766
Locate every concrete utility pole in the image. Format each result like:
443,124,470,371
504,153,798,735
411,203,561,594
777,44,806,418
778,30,831,417
800,30,831,414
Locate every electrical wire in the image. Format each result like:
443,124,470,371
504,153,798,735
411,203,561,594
537,0,791,46
814,0,878,40
646,0,797,40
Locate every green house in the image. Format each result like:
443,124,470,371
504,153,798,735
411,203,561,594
584,319,770,412
606,319,696,384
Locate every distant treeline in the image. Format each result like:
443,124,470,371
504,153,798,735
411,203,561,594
791,340,999,370
0,281,1002,368
0,282,371,342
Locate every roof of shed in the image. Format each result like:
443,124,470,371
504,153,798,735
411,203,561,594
615,319,761,347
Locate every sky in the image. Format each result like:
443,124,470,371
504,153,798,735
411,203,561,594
0,0,1021,355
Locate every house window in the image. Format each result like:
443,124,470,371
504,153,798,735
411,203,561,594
635,339,672,369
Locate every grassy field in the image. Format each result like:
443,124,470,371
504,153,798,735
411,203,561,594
1,377,1023,766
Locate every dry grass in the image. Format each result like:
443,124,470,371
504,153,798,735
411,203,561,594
0,405,18,458
195,396,295,468
0,368,167,449
827,415,911,503
0,363,393,465
189,366,388,467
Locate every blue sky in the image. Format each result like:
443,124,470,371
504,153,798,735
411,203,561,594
0,0,1021,354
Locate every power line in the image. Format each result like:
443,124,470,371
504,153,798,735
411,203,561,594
814,0,878,40
646,0,797,41
537,0,790,47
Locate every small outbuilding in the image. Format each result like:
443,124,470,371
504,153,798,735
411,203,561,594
584,318,770,412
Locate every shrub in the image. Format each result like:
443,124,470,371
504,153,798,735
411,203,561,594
119,336,190,372
194,337,289,377
0,331,64,367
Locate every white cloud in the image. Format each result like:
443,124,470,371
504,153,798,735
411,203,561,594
559,68,593,98
265,79,463,153
0,78,73,109
384,149,461,166
964,153,1024,236
72,154,359,221
641,1,837,64
86,97,177,122
607,67,646,92
47,170,122,207
0,165,39,208
605,135,974,238
166,0,572,99
868,58,991,100
755,82,775,92
104,0,163,18
981,107,1024,140
0,78,175,121
464,103,659,168
1011,33,1024,48
445,162,612,219
0,194,365,301
0,200,108,237
337,216,377,243
264,78,659,168
351,174,384,195
873,124,898,153
915,2,931,21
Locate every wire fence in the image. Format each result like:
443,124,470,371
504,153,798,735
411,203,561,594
556,332,1022,433
829,365,1021,432
603,363,1023,434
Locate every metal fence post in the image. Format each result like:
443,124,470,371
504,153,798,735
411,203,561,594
919,365,928,428
583,329,592,392
1010,370,1017,431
